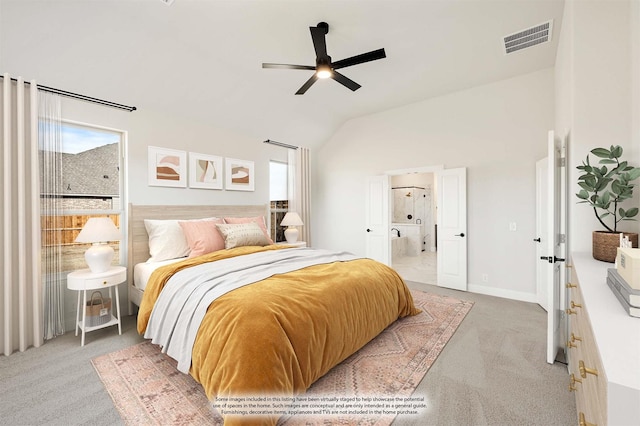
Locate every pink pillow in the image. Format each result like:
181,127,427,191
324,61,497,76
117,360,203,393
178,218,225,257
223,216,274,244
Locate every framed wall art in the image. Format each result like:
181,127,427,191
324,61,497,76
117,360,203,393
225,158,254,191
189,152,223,190
148,146,187,187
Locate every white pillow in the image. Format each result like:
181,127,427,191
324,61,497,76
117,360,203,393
215,222,273,249
144,219,191,262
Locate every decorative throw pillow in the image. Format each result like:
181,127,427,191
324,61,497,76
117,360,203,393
178,217,225,257
144,219,191,262
215,222,273,249
223,216,274,244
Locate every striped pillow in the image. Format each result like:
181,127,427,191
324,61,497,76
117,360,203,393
215,222,272,249
223,216,274,244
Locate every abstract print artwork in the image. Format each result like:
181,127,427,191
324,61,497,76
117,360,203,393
148,146,187,187
225,158,255,191
189,153,223,189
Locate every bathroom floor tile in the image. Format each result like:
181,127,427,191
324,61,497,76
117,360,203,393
392,251,437,285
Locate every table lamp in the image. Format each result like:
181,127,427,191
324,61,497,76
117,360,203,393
280,212,304,243
74,217,121,273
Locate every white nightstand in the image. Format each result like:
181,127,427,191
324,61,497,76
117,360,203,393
276,241,307,248
67,266,126,346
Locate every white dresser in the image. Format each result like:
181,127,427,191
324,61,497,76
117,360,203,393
568,253,640,425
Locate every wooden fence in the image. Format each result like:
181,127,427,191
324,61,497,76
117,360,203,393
41,214,121,246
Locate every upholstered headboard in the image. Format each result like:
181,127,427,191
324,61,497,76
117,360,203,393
127,203,269,268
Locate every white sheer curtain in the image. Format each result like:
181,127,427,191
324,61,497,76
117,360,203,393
1,74,43,355
39,91,65,340
288,147,311,245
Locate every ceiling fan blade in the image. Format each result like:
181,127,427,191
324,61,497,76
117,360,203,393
332,48,386,70
295,74,319,95
331,71,361,91
310,26,328,59
262,63,316,71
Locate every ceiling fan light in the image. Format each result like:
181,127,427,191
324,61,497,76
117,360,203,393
316,65,332,79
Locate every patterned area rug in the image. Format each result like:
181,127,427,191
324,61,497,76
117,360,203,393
92,290,473,425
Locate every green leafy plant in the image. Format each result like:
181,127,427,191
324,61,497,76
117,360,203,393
576,145,640,233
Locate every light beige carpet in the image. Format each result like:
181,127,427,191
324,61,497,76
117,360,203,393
92,290,473,425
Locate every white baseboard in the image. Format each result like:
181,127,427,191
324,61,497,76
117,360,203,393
468,283,538,304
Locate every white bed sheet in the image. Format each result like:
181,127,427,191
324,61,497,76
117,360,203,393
134,258,183,291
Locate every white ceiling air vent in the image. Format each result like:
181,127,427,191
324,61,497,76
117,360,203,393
503,20,553,54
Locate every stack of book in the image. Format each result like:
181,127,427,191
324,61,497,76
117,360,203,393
607,268,640,318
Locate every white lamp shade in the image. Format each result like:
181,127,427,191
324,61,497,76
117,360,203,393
280,212,303,227
75,217,121,243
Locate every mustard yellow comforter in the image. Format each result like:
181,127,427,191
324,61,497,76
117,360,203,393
138,245,419,425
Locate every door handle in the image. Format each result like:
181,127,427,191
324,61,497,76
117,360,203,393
533,238,541,242
366,228,372,232
454,233,465,237
540,256,566,264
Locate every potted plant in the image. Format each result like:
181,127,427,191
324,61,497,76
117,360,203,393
576,145,640,262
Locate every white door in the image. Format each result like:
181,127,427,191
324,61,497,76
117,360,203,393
535,158,549,311
543,130,564,364
436,168,467,291
365,175,390,265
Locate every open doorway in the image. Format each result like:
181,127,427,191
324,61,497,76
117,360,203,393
368,165,466,289
387,167,440,285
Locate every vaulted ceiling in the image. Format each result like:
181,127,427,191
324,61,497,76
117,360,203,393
1,0,564,149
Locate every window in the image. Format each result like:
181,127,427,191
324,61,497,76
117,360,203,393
41,122,124,272
269,160,288,242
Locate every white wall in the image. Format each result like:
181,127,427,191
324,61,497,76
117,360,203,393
314,69,554,301
633,1,640,163
555,0,640,254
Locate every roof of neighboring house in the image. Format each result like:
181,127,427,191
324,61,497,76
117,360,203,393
41,143,119,196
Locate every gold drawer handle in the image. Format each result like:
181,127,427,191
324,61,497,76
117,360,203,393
571,333,582,342
566,282,577,288
579,360,599,378
565,308,577,315
566,340,577,349
570,373,582,386
571,301,582,309
103,281,108,285
579,412,596,426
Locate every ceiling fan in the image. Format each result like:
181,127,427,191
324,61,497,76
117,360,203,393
262,22,386,95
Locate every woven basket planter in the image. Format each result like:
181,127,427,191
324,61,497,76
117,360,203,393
592,231,639,263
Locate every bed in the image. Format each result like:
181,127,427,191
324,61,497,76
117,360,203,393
128,204,419,426
127,204,272,311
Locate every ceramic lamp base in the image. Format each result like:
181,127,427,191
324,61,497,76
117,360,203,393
284,227,299,243
85,243,114,273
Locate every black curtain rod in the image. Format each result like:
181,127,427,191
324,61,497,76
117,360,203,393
1,75,136,112
263,139,298,150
